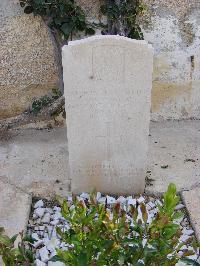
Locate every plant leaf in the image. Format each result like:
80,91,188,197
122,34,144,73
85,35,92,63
24,5,34,14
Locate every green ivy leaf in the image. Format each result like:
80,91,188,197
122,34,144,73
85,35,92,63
24,5,34,14
22,235,36,244
50,255,65,262
85,27,95,35
78,252,88,266
24,249,35,262
61,22,74,38
10,234,18,243
0,235,13,246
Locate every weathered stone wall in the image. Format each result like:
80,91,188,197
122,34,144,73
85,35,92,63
143,0,200,120
0,0,59,119
1,0,200,121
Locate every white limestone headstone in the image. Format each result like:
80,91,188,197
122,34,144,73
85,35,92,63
62,35,153,195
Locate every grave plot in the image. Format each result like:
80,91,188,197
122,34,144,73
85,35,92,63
27,188,200,265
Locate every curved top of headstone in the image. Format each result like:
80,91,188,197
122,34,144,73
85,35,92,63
63,35,153,51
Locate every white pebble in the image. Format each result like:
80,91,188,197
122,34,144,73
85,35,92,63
32,233,40,241
117,196,126,204
51,228,58,238
50,220,59,226
34,200,44,209
53,212,62,220
106,196,116,204
180,234,190,242
98,197,106,204
41,213,51,224
80,192,90,200
147,201,156,209
46,225,53,235
48,249,57,260
61,246,68,251
33,240,44,248
69,205,75,211
63,222,70,230
35,208,45,218
67,195,73,202
150,207,159,216
137,196,145,204
182,228,194,236
177,251,183,257
127,198,136,206
36,218,42,224
46,238,60,252
137,207,143,223
188,254,198,260
38,226,45,230
53,206,61,212
142,238,147,247
33,213,38,219
60,242,68,249
46,208,53,214
147,214,153,224
35,259,46,266
35,250,40,259
39,246,49,262
96,192,101,201
175,204,185,211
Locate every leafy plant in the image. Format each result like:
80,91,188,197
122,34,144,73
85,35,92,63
1,184,199,265
19,0,95,43
51,184,200,265
31,95,52,115
0,227,36,266
31,88,62,115
100,0,147,39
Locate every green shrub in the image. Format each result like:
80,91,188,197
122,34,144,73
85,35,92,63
0,227,35,265
1,184,199,265
31,88,62,115
51,184,200,265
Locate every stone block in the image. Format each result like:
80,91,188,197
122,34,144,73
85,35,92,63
182,187,200,240
0,177,31,237
63,35,153,195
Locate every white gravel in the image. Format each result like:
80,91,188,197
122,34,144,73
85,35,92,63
34,200,44,209
28,193,200,265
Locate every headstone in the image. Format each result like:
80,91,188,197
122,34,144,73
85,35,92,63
62,35,153,195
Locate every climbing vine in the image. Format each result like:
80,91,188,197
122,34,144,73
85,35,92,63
19,0,95,43
19,0,146,45
100,0,147,39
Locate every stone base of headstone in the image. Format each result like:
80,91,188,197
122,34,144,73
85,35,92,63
63,35,153,195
